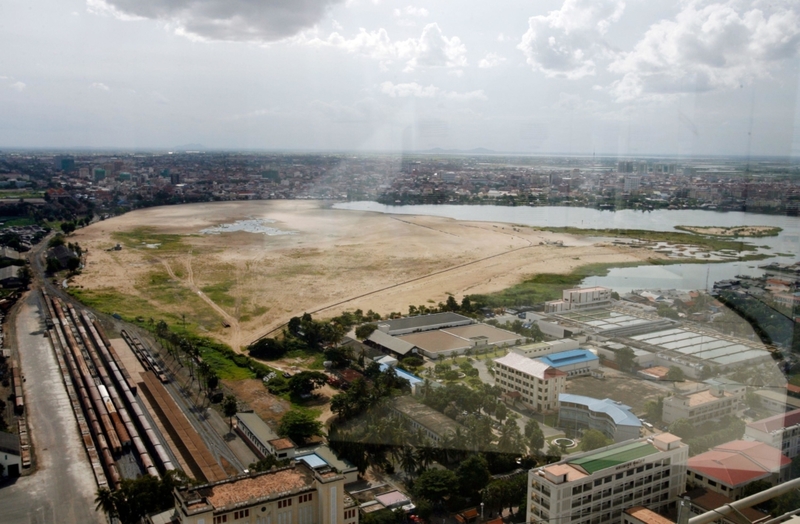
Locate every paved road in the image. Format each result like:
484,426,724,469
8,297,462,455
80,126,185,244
0,292,103,524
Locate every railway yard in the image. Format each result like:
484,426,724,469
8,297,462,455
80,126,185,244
0,236,259,523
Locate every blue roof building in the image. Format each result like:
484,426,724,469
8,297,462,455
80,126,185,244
558,393,642,443
536,349,599,377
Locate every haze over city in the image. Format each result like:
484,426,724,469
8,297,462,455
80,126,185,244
2,0,800,155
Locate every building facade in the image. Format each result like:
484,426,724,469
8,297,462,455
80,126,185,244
527,434,688,524
537,349,600,378
170,463,358,524
493,352,567,412
558,394,642,443
545,287,612,314
662,388,738,425
235,412,296,460
745,408,800,459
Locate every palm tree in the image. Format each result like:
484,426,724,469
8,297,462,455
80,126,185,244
94,487,117,519
399,446,418,480
415,440,436,470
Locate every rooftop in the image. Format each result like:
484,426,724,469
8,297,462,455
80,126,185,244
494,352,562,380
367,329,416,355
236,412,279,444
390,396,465,437
624,506,675,524
687,440,790,487
377,312,472,333
0,431,20,455
558,394,641,427
568,441,661,475
537,349,599,368
747,408,800,434
397,330,471,353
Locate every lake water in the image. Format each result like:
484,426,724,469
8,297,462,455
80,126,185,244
334,202,800,292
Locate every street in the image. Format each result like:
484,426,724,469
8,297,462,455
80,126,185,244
0,292,103,524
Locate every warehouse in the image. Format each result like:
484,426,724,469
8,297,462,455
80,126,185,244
397,323,524,359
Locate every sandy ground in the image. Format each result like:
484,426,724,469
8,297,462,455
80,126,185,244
71,200,664,350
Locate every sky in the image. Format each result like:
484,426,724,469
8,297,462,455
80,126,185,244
2,0,800,156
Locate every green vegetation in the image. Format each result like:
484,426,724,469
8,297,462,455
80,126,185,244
580,429,613,451
94,470,190,524
540,226,758,251
200,281,236,309
675,225,782,237
112,227,190,253
278,408,324,444
668,415,745,456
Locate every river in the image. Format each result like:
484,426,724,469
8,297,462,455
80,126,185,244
333,202,800,292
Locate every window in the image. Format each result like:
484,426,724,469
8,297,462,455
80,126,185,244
234,509,250,520
214,516,228,524
278,498,293,509
299,493,313,503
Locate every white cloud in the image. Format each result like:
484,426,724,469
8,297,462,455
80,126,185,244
393,6,428,18
518,0,625,79
303,23,467,72
380,81,439,97
478,52,506,69
87,0,345,42
608,1,800,101
379,81,486,101
10,81,26,92
90,82,110,91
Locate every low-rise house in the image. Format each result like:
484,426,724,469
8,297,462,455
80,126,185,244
686,440,791,500
235,412,296,460
389,396,465,445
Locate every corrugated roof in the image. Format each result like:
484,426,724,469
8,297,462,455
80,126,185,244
568,441,659,474
236,412,278,445
537,349,598,368
559,394,641,427
367,329,416,355
688,440,790,487
377,312,472,332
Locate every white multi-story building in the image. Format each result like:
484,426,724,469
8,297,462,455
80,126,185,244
745,408,800,459
493,352,567,412
528,434,688,524
511,339,580,358
545,287,612,314
662,387,738,425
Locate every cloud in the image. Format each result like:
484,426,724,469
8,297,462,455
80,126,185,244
303,23,467,72
608,1,800,101
478,52,506,69
9,81,26,92
518,0,625,79
379,81,486,101
393,6,428,18
87,0,346,42
90,82,110,91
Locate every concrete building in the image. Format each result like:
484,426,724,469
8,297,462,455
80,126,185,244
235,412,296,460
545,287,612,314
493,352,567,412
512,339,580,358
687,440,791,500
389,396,465,444
754,389,800,414
375,312,473,336
745,408,800,458
167,463,359,524
0,431,21,477
662,387,738,425
558,394,642,443
296,445,358,484
527,434,688,524
537,349,599,377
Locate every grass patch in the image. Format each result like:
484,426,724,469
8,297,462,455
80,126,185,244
776,252,795,257
68,287,165,321
0,216,37,227
198,345,255,380
201,281,236,309
540,226,758,252
112,227,189,253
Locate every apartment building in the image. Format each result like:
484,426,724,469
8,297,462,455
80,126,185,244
662,388,738,425
493,352,567,412
745,408,800,458
527,434,688,524
167,463,358,524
